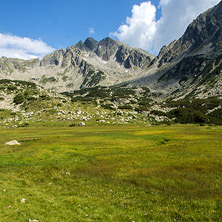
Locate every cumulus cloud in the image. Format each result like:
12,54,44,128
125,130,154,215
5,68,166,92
111,0,221,54
0,33,55,60
111,1,156,51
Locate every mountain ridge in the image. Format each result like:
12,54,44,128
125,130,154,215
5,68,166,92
0,1,221,99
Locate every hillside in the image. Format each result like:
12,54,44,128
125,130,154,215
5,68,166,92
126,1,222,99
0,1,221,128
0,37,155,92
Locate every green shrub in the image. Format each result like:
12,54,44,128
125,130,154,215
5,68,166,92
40,95,50,100
19,122,29,127
135,106,149,112
27,96,37,101
13,93,25,104
101,104,115,110
111,87,135,98
71,96,93,102
138,98,152,106
8,85,17,90
151,110,166,116
167,108,209,124
118,104,133,110
208,108,222,125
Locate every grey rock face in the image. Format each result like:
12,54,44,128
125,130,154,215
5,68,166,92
125,1,222,98
40,49,66,67
116,46,154,69
156,1,222,68
39,37,155,72
84,38,99,51
95,37,119,61
0,36,155,91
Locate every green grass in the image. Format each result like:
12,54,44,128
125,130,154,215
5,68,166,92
0,124,221,221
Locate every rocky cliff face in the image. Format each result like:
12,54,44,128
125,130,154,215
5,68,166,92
0,37,155,91
39,37,155,71
156,1,222,68
126,1,222,99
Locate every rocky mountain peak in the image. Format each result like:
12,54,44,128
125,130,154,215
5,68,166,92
156,1,222,68
95,37,119,61
83,37,98,51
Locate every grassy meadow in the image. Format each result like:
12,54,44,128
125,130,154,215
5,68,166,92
0,124,221,221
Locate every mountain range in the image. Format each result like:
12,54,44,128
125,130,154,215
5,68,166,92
0,1,221,99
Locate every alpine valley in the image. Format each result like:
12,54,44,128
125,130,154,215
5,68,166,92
0,1,221,127
0,2,222,221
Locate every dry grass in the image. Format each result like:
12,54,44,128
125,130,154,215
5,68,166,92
0,124,221,221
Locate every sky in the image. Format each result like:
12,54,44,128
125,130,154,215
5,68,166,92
0,0,220,59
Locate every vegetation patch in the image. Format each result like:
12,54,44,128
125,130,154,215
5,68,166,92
0,125,221,221
40,75,57,84
81,70,106,88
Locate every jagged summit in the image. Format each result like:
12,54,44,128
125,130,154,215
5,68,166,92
0,36,155,91
84,37,99,51
156,0,222,68
120,1,222,98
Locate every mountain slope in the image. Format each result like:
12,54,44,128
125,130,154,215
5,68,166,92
0,1,221,99
125,1,222,99
0,38,155,92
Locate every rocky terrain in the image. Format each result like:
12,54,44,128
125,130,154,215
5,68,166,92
0,1,221,128
0,37,155,92
121,1,222,98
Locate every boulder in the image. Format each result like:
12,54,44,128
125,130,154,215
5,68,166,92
5,140,20,145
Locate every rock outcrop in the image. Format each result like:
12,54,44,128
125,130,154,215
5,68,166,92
126,1,222,99
156,1,222,68
5,140,20,145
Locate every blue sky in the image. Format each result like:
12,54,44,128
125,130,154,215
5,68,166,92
0,0,160,48
0,0,220,59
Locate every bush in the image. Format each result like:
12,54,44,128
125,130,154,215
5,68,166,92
138,98,152,106
167,108,209,124
69,123,77,127
13,93,25,104
208,108,222,125
8,85,17,90
118,104,133,110
112,87,135,98
71,96,93,102
27,96,37,101
19,122,29,127
40,95,50,100
135,106,149,112
101,104,115,110
151,110,166,116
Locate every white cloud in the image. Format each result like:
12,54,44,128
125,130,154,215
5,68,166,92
89,27,95,34
111,0,221,54
0,33,55,60
111,1,156,51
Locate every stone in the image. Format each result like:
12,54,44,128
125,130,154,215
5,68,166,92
5,140,20,145
78,122,85,126
21,198,26,203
